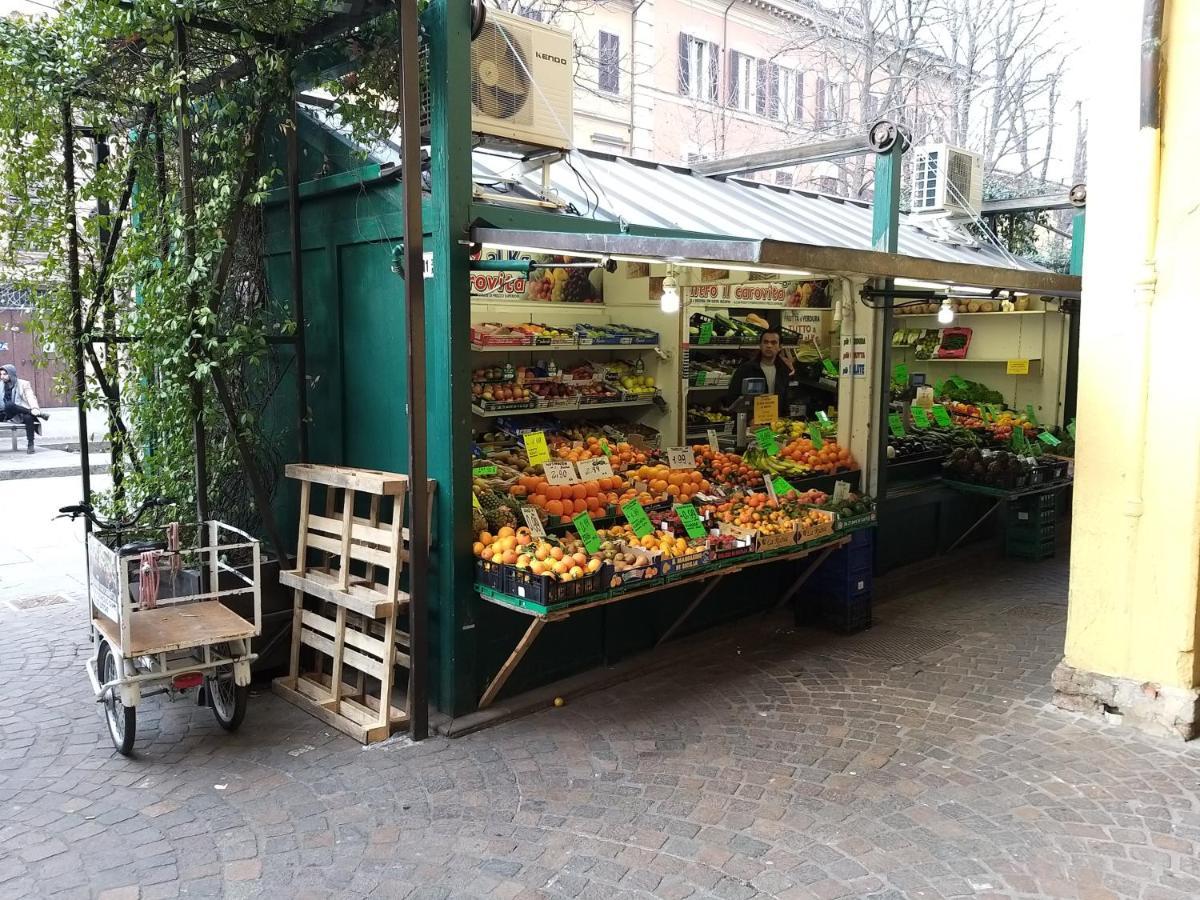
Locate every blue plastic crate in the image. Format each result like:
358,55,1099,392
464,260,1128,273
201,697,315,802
819,589,872,634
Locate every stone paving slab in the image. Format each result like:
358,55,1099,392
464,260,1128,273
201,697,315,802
2,512,1199,898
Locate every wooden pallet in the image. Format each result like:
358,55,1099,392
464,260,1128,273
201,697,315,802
272,463,434,744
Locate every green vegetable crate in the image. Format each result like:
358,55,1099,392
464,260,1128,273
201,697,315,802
1004,494,1058,560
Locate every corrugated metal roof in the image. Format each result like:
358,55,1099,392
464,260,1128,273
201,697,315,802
471,150,1043,273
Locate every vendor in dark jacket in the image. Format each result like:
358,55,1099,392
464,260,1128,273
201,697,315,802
724,329,799,411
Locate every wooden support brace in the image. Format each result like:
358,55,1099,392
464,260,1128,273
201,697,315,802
478,617,547,710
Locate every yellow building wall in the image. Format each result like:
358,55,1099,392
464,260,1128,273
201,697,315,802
1064,0,1200,688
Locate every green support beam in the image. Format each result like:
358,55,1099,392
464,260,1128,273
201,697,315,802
1070,210,1086,276
426,0,477,716
871,142,903,502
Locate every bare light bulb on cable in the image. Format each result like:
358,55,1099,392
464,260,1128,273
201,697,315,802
660,267,680,314
937,298,954,324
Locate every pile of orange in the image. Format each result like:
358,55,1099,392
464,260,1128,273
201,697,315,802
551,436,649,468
690,449,763,490
511,474,635,519
628,465,711,503
780,438,856,474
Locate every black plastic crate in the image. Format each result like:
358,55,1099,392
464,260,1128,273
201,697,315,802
1005,536,1056,561
1005,519,1056,544
818,590,873,634
506,565,607,606
475,559,507,591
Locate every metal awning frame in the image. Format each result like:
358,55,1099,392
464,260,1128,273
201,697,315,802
469,226,1082,298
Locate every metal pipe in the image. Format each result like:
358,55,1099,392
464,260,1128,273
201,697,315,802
175,20,209,526
94,134,124,498
1124,0,1165,519
286,92,310,463
396,0,430,741
62,100,92,528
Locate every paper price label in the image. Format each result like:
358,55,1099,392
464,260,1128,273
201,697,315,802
621,499,654,538
753,393,778,425
573,511,602,554
707,429,720,452
471,464,498,476
667,447,696,469
698,322,713,344
888,413,906,438
754,427,780,456
910,407,930,429
521,506,546,539
674,504,706,539
543,460,578,485
523,431,550,466
832,480,851,502
1037,431,1062,447
1006,359,1030,375
807,422,824,449
763,477,777,501
576,457,614,480
771,475,793,497
930,405,952,427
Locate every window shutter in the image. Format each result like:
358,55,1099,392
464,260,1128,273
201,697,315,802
816,76,827,125
795,72,805,121
708,41,720,101
678,33,690,95
729,51,740,106
755,59,767,115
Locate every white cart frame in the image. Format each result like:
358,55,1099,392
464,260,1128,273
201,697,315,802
84,520,262,754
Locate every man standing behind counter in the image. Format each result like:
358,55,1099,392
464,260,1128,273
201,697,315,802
724,328,800,412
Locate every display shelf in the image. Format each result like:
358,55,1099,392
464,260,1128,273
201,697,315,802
470,298,607,312
901,357,1043,364
894,310,1051,318
687,383,730,392
471,398,653,418
471,343,660,353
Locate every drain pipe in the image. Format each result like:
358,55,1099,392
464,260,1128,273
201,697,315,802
1125,0,1165,519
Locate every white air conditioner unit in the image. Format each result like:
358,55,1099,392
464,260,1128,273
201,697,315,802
470,9,574,152
910,144,984,217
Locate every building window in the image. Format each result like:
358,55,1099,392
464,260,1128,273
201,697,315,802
815,80,846,129
678,33,719,102
756,60,780,118
513,2,542,22
729,51,756,111
598,31,620,94
815,76,827,126
778,70,803,123
775,170,794,187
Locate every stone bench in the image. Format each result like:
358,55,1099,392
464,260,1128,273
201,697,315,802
3,422,24,451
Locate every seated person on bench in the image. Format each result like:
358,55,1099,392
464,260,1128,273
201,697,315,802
1,364,49,454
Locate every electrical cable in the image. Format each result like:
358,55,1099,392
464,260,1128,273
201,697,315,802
941,176,1025,270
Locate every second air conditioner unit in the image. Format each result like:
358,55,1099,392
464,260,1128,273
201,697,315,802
910,144,984,218
470,9,575,152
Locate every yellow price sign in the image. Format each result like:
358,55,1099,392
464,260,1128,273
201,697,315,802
523,431,550,466
1006,359,1030,376
752,393,779,425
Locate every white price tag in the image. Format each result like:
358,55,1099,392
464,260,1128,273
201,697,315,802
764,479,777,502
832,480,851,502
542,460,578,485
576,457,614,480
666,447,696,470
706,429,720,452
521,506,546,539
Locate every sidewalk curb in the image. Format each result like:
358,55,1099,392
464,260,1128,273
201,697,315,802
0,463,111,482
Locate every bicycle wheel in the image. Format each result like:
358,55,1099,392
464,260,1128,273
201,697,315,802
97,641,136,756
207,643,248,731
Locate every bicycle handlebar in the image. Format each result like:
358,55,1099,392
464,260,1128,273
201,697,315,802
57,496,176,529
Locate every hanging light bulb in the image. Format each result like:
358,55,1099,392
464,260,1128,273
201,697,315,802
660,266,680,314
937,298,955,324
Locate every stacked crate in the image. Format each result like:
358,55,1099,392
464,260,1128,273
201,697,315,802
1004,491,1058,560
809,528,875,634
273,464,433,744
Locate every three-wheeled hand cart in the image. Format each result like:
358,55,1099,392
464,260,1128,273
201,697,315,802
65,502,262,755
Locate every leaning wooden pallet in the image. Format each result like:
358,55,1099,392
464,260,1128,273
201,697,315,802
272,463,434,744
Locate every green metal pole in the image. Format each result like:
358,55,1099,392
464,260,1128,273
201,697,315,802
1069,210,1086,276
1063,209,1086,422
871,139,902,503
426,0,477,717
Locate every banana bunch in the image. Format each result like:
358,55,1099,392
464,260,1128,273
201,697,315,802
744,445,811,477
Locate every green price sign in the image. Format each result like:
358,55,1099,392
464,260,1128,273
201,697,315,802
1010,429,1030,454
674,503,706,539
931,405,952,427
621,499,655,538
573,511,602,554
807,422,824,448
893,363,909,384
934,379,945,396
950,375,968,390
911,407,930,429
815,410,831,425
755,427,780,456
1067,419,1077,440
771,475,793,497
1025,404,1039,426
1037,431,1062,447
599,438,612,458
822,358,838,377
471,464,498,476
888,413,906,438
698,322,713,344
694,370,707,386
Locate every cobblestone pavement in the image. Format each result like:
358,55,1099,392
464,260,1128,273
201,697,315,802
3,539,1200,899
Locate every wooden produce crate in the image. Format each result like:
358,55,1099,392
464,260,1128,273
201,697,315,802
273,464,435,745
796,509,836,544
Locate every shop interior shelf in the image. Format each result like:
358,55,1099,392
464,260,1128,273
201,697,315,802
899,357,1043,364
894,310,1051,318
471,398,654,418
471,343,660,353
687,383,730,392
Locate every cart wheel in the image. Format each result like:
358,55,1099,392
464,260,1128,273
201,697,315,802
97,641,136,756
207,644,247,731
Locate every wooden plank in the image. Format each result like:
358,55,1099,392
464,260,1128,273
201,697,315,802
364,494,381,585
296,479,312,570
307,513,393,550
478,617,545,710
286,463,409,496
299,627,385,681
292,673,335,705
280,569,406,618
300,609,387,660
339,489,355,591
330,604,347,703
340,694,409,728
288,586,304,680
272,678,370,743
306,531,395,570
92,603,255,657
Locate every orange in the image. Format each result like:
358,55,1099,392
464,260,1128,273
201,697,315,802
546,499,563,517
545,485,562,501
572,484,588,501
530,493,547,509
